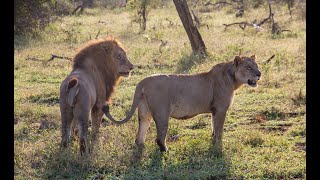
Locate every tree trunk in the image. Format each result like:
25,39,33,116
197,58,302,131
139,0,147,31
173,0,207,56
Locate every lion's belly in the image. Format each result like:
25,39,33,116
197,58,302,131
168,81,212,120
169,99,211,120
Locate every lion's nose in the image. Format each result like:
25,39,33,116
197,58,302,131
257,72,261,77
256,71,261,79
128,62,134,70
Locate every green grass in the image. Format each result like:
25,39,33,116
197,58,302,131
14,3,305,179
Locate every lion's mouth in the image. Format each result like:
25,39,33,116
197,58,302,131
248,79,257,87
119,72,131,77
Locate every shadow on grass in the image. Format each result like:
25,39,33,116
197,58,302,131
124,142,231,179
175,53,207,74
41,138,231,179
41,147,94,179
24,93,59,106
41,138,110,179
130,145,145,167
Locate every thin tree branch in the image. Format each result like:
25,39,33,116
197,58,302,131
47,54,72,62
223,21,252,30
25,56,43,62
95,30,100,39
257,0,273,26
205,1,232,6
263,54,275,65
71,5,82,15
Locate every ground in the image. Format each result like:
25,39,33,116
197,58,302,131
14,3,306,179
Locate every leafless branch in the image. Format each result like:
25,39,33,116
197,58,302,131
48,54,72,62
71,5,82,15
222,0,290,33
95,30,100,39
205,1,232,6
263,54,275,64
223,21,252,30
25,56,43,62
257,0,273,26
280,29,292,33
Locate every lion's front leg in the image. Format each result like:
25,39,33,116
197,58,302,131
211,109,227,152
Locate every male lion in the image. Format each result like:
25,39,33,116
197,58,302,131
103,55,261,152
59,36,134,155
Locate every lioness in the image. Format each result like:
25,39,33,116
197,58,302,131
59,36,134,155
103,55,261,152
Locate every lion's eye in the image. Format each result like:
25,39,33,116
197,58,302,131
247,66,252,70
117,55,121,60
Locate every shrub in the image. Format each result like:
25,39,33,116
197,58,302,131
14,0,74,35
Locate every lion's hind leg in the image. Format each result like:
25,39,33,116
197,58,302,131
60,106,74,148
135,101,152,146
91,106,104,141
73,106,90,156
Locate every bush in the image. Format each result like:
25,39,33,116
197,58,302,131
14,0,74,35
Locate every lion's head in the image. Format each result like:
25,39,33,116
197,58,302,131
73,36,134,78
111,44,133,77
234,55,261,87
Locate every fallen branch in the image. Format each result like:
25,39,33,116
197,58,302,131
95,30,100,39
223,21,252,30
280,29,292,33
205,1,232,6
71,5,82,15
263,54,275,65
222,0,289,33
25,56,43,62
47,54,72,62
25,54,72,67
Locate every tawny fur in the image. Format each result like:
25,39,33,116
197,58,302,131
60,36,133,155
103,55,261,152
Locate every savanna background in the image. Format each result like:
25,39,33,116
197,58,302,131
14,0,306,179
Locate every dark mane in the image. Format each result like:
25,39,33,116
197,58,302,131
70,36,125,102
72,36,124,69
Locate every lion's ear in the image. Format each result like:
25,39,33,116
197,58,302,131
250,55,256,61
234,56,242,66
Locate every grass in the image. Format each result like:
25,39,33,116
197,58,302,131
14,2,305,179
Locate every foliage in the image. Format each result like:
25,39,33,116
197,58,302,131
14,0,75,35
14,3,305,179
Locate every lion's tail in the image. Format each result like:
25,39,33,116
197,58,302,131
66,78,79,107
103,82,143,125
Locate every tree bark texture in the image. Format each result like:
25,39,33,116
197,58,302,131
138,0,147,31
173,0,207,55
